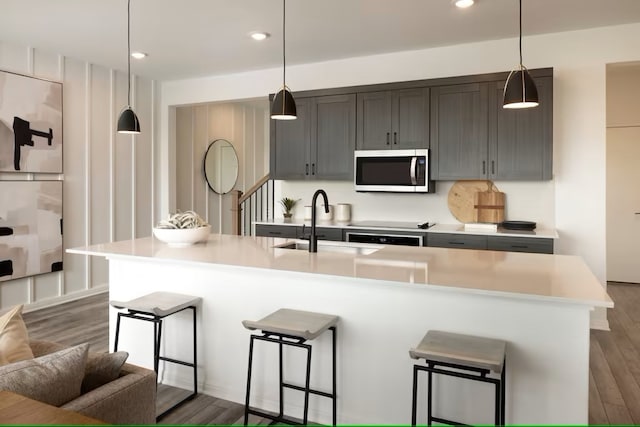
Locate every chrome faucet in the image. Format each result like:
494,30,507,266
309,189,329,253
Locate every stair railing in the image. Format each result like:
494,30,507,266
231,174,273,236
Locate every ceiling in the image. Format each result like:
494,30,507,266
1,0,640,82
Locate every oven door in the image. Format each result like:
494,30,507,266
345,231,423,246
354,149,430,192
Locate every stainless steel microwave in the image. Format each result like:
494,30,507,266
354,149,434,193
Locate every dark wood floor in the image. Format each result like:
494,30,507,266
21,283,640,425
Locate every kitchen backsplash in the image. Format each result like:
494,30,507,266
277,180,555,229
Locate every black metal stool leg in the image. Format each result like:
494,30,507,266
114,312,122,352
494,376,500,426
411,364,419,427
302,345,312,425
427,363,433,426
332,326,337,426
244,335,256,426
500,360,506,426
153,318,163,374
278,338,284,418
192,306,198,396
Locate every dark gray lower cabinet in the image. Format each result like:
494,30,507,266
255,225,554,254
255,224,299,238
427,233,488,250
486,236,554,254
255,225,343,241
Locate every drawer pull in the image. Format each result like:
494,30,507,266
511,245,528,249
449,241,465,245
269,231,283,235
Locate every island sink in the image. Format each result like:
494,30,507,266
273,240,381,255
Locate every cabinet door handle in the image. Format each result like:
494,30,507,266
482,160,486,175
393,132,397,144
491,160,495,175
386,132,390,145
305,163,309,175
312,163,316,175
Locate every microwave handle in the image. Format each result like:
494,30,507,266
410,156,417,185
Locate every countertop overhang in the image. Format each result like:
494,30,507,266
68,234,611,309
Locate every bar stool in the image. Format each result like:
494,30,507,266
110,291,201,419
242,308,339,426
409,330,507,426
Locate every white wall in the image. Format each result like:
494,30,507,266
174,101,269,234
161,23,640,327
0,41,159,311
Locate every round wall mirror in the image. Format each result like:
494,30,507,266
203,139,239,194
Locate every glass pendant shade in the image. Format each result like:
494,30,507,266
117,107,141,133
271,87,297,120
503,67,539,109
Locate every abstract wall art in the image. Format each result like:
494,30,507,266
0,181,62,282
0,70,63,173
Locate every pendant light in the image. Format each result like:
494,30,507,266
503,0,539,109
117,0,141,133
270,0,297,120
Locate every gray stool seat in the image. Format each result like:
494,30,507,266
409,330,506,374
110,291,202,317
410,330,507,426
242,308,339,340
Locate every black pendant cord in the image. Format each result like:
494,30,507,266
518,0,523,68
127,0,132,107
282,0,286,89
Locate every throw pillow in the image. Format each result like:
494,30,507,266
81,350,129,393
0,342,89,406
0,305,34,366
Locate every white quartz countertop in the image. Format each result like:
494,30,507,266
68,234,610,308
254,219,558,239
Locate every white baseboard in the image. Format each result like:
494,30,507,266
22,285,109,313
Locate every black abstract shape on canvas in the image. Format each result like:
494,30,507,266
51,261,62,272
0,260,13,277
0,227,13,236
12,116,53,171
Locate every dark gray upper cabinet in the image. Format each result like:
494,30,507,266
488,76,553,180
271,94,356,180
313,94,356,179
270,97,311,180
430,83,489,180
357,88,429,150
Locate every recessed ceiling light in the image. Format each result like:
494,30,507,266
131,52,147,59
454,0,475,8
249,31,270,41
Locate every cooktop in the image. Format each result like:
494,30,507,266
348,220,433,230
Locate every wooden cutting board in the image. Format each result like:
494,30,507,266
474,188,505,223
448,180,505,223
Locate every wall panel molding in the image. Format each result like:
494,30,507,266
0,40,158,311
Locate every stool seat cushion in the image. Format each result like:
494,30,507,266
242,309,339,341
110,292,201,317
409,330,506,374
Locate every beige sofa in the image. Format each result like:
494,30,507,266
29,340,157,425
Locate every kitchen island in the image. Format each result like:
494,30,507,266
68,234,611,424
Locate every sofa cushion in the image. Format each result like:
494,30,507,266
0,342,89,406
0,305,34,366
82,351,129,393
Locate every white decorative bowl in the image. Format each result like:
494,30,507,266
152,225,211,247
